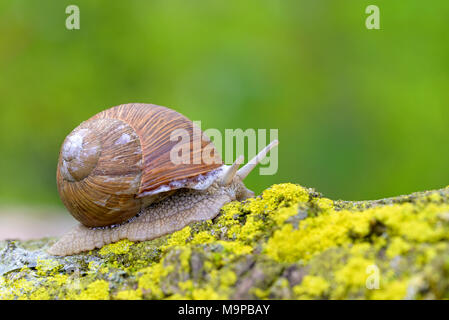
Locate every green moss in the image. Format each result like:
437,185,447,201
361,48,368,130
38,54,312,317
3,183,449,300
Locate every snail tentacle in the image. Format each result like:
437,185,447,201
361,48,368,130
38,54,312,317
237,139,279,180
219,155,244,186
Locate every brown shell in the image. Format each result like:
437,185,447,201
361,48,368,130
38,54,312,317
57,103,223,227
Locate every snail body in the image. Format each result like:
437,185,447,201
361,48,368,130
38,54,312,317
48,103,278,256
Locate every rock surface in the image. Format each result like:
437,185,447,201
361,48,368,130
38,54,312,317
2,183,449,300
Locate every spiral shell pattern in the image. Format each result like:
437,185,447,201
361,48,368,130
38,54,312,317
57,103,223,227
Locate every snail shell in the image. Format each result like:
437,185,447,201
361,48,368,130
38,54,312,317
57,103,223,228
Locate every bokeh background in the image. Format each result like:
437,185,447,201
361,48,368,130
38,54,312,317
1,0,448,239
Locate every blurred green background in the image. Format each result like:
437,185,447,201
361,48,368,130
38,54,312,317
0,0,448,212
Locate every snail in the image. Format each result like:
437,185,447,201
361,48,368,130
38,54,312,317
48,103,278,256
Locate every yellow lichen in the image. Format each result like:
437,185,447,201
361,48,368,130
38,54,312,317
49,274,69,286
427,193,442,203
264,209,372,263
269,204,298,226
332,256,375,299
137,261,174,299
191,231,215,244
77,280,110,300
163,226,192,250
215,201,244,239
88,261,100,271
374,203,448,242
314,197,334,212
386,237,412,259
294,275,330,299
29,287,50,300
99,239,134,256
99,266,110,274
166,293,189,299
416,246,438,266
218,269,237,287
191,287,225,300
236,215,265,242
252,287,270,299
2,183,449,300
115,289,143,300
335,257,374,288
265,201,449,263
217,240,253,256
261,183,310,211
36,258,62,276
370,280,408,300
179,247,192,272
0,278,34,300
179,279,194,292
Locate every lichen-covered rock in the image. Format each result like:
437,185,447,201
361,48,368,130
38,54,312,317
2,183,449,300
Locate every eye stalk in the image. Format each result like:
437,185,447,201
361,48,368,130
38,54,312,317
219,139,279,186
237,140,279,180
